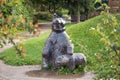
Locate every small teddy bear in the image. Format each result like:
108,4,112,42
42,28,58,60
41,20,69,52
55,53,86,71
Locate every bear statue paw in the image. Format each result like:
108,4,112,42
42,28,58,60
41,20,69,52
43,64,48,68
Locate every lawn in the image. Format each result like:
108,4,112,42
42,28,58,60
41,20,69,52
0,14,120,66
38,19,51,23
0,32,50,65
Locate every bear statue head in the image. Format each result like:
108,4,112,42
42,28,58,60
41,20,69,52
52,18,66,33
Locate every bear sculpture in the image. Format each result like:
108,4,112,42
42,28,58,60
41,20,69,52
55,53,86,71
42,16,87,71
42,18,74,68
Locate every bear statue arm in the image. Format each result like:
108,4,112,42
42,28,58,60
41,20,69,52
42,38,52,56
67,45,74,55
66,39,74,55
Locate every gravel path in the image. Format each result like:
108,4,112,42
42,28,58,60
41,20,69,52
0,60,95,80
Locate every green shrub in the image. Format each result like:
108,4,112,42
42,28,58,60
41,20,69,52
36,12,52,21
56,11,63,17
0,0,36,56
93,11,120,79
67,14,120,79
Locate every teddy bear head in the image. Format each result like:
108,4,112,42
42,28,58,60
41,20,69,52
55,55,69,65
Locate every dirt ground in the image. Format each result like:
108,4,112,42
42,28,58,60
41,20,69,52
0,60,95,80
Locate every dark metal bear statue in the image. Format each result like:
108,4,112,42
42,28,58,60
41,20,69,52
42,18,74,68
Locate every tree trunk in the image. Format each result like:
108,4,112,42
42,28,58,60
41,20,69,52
53,4,56,13
71,14,77,22
48,4,51,12
76,2,80,23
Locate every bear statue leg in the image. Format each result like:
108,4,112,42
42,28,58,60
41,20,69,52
81,59,86,67
42,52,53,68
42,58,49,68
68,56,75,71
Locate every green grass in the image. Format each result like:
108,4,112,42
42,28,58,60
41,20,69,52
67,14,120,68
67,15,103,52
0,32,50,65
66,16,105,70
0,14,120,66
38,19,51,23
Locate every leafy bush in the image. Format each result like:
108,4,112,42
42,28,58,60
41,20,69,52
35,12,52,21
0,0,36,56
56,11,63,17
90,1,120,79
67,14,120,79
93,11,120,79
0,0,35,37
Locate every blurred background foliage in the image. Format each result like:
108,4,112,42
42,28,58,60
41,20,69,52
0,0,35,56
